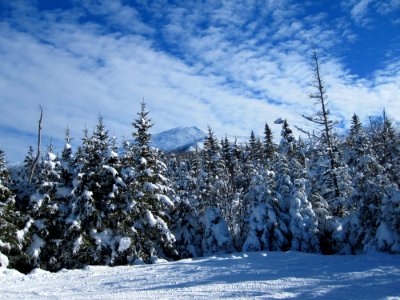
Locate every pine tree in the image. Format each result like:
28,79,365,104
274,153,292,250
243,168,288,252
195,127,233,254
264,123,276,164
219,137,246,248
65,118,117,267
13,146,37,204
169,153,204,258
289,178,320,252
0,147,22,269
380,112,400,185
279,119,296,158
129,101,177,263
0,148,9,187
377,184,400,253
334,114,389,254
60,127,74,187
26,144,65,271
249,131,263,164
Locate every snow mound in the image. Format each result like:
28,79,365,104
0,252,9,268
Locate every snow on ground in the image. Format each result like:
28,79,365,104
1,251,399,299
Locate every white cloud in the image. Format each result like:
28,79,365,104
0,0,399,163
376,0,400,15
342,0,400,26
350,0,373,26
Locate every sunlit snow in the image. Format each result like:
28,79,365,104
2,252,398,299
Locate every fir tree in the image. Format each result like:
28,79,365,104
264,123,276,163
289,178,319,252
60,127,74,187
65,118,116,267
377,184,400,253
195,127,233,254
0,148,23,269
26,144,65,271
129,101,177,263
243,168,288,252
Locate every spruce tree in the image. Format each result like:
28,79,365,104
0,148,22,269
60,127,74,187
196,127,233,254
377,184,400,253
289,178,320,252
243,168,288,252
264,123,276,163
129,101,177,263
65,118,116,267
26,144,65,271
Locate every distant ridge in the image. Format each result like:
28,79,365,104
151,126,207,153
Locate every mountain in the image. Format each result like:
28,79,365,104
151,126,207,153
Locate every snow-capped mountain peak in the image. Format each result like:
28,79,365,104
151,126,207,152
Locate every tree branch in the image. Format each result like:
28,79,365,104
29,106,43,184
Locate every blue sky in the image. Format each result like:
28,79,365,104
0,0,399,163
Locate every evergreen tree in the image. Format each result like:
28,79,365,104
195,127,233,254
169,153,203,258
264,123,276,164
248,131,263,164
60,127,74,187
279,119,296,157
377,184,400,253
274,153,292,249
65,118,117,267
129,101,177,263
26,144,65,271
380,112,400,185
13,146,37,205
334,115,389,254
0,148,23,269
289,178,320,252
243,168,288,252
3,93,400,270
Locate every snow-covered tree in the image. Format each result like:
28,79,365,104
195,127,233,254
243,169,288,252
128,102,177,263
302,51,345,216
377,185,400,253
0,147,23,269
60,127,74,188
63,118,119,267
264,123,276,164
289,178,319,252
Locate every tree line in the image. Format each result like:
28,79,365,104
0,54,399,273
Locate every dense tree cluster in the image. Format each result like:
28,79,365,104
0,57,399,272
1,103,399,273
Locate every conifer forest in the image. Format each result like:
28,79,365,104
0,57,399,274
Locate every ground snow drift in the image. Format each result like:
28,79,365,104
1,251,399,299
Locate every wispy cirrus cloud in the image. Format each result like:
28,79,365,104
0,0,399,163
342,0,400,26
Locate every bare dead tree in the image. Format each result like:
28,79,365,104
29,106,43,184
302,50,341,212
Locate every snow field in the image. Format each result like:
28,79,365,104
1,251,399,299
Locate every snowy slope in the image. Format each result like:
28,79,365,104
151,126,206,152
1,251,399,299
150,126,251,153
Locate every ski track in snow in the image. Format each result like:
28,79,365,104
1,251,399,299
